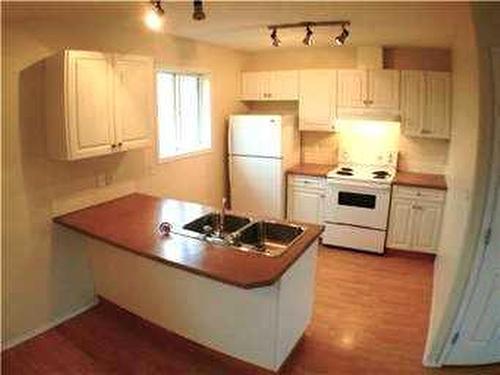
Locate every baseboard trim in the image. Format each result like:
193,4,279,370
386,247,437,261
1,298,99,351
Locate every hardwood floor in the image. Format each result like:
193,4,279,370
3,246,500,374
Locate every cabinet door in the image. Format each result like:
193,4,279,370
387,197,414,250
298,70,336,132
240,71,268,100
401,70,426,136
289,187,323,225
67,51,114,159
113,55,153,151
423,72,451,139
411,200,443,253
269,70,299,100
368,70,400,110
337,69,367,109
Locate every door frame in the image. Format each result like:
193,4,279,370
438,47,500,365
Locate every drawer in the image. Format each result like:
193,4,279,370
393,185,446,202
289,175,326,190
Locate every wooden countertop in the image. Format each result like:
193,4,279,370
54,193,323,289
287,163,335,177
394,171,447,190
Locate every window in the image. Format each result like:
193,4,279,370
156,71,211,160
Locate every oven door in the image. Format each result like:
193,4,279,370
324,180,391,230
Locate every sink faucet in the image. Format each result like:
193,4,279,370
219,197,228,235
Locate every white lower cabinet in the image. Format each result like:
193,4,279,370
287,175,326,225
387,185,445,253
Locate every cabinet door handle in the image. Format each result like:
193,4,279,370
421,129,431,134
118,142,123,147
111,144,117,149
413,205,422,210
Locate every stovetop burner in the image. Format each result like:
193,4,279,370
337,171,354,176
327,165,395,185
372,170,390,178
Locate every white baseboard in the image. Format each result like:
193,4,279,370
1,298,98,351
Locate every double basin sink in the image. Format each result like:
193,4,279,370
179,212,305,257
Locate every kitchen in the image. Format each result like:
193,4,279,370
2,2,500,374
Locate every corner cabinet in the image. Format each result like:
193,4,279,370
287,175,326,225
387,185,446,253
240,70,299,101
45,50,153,160
401,70,451,139
298,70,337,132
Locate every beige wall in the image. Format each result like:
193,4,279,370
424,3,500,364
1,5,245,344
244,48,449,172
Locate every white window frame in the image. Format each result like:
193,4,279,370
155,67,212,163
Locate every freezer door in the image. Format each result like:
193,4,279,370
229,115,282,158
229,155,284,219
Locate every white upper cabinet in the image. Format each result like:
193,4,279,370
240,70,298,101
45,50,153,160
269,70,299,100
240,71,267,101
113,55,154,151
401,70,451,139
368,70,400,110
424,72,451,139
62,51,115,159
298,70,337,132
400,70,426,136
337,69,366,109
337,69,400,115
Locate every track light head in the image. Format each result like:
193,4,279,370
145,1,164,32
193,0,206,21
270,28,281,47
334,23,350,46
302,25,314,46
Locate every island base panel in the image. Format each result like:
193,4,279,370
86,238,318,371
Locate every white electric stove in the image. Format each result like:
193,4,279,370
323,164,395,254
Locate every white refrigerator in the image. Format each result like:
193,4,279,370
228,114,299,219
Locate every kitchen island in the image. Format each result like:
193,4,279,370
54,193,323,372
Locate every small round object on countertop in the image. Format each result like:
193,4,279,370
159,222,172,236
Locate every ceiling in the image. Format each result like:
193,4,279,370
6,1,471,51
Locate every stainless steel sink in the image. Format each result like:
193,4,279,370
175,201,305,257
182,212,250,238
231,221,305,257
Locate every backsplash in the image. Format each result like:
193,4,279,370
398,136,449,174
301,132,338,165
244,102,449,173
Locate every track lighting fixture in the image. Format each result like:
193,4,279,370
267,20,350,48
145,0,165,32
270,28,281,47
334,23,350,46
193,0,206,21
302,25,314,46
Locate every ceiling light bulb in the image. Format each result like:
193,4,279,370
271,28,281,47
302,25,314,46
334,24,349,46
144,1,164,32
193,0,206,21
